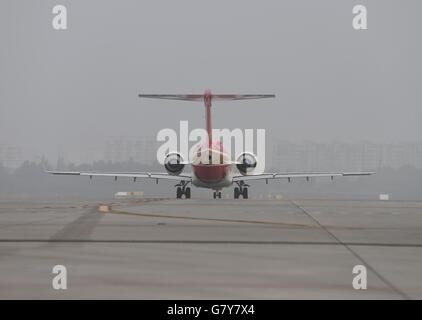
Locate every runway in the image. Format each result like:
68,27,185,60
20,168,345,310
0,198,421,299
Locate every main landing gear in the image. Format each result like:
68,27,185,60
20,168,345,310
234,181,249,199
213,190,222,199
176,181,191,199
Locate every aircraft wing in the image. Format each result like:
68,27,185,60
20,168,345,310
233,171,374,182
46,170,192,181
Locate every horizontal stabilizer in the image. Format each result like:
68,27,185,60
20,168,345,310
138,94,275,101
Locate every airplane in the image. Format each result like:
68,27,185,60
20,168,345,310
47,89,374,199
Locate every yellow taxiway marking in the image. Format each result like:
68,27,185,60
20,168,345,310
109,209,314,229
98,204,109,213
105,199,358,229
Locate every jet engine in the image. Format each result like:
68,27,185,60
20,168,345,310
236,152,257,175
164,152,185,176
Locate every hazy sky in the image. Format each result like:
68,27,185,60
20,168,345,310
0,0,421,162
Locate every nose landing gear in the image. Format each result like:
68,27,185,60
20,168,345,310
234,181,249,199
213,190,222,199
175,181,191,199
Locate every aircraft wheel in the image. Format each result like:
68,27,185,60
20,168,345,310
243,188,248,199
234,187,240,199
213,191,217,199
185,187,191,199
218,192,222,199
176,187,182,199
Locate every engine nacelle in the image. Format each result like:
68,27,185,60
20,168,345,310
164,152,185,176
236,152,257,175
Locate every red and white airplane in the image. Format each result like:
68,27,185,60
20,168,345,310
47,90,373,199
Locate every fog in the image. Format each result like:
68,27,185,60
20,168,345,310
1,0,421,161
0,0,422,199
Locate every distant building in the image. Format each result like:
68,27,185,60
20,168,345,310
267,140,422,171
103,136,161,164
0,145,23,169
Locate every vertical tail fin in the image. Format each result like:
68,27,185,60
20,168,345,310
203,90,212,147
